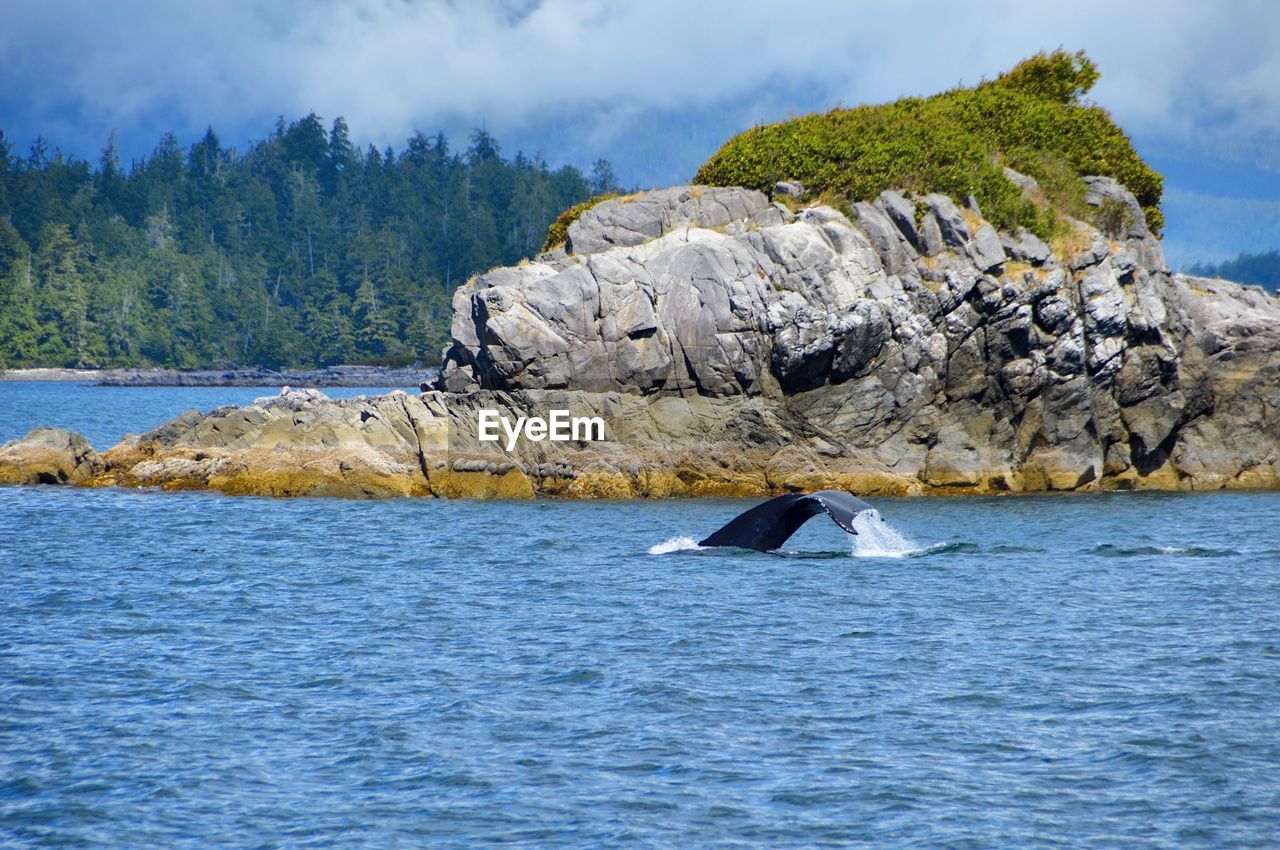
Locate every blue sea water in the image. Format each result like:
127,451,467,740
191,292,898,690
2,385,1280,848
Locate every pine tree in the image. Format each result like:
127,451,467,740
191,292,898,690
589,159,619,195
33,224,90,364
323,117,355,195
353,277,398,359
0,218,39,365
93,132,126,214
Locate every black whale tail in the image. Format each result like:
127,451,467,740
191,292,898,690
698,490,875,552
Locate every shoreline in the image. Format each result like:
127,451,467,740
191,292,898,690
0,368,104,382
1,365,439,387
3,387,1276,500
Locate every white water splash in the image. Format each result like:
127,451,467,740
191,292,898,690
648,536,703,555
850,510,921,558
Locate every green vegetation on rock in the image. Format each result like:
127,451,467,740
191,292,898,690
694,50,1162,238
541,193,618,252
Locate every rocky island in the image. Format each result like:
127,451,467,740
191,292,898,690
3,52,1278,498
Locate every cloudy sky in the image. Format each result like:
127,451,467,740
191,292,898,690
2,0,1278,264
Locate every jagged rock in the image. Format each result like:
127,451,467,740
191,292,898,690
60,388,446,498
1081,174,1168,272
1001,229,1052,266
0,428,103,485
1083,176,1148,239
918,212,945,256
428,183,1280,495
1071,237,1111,271
921,194,972,246
854,201,917,277
1002,167,1041,196
566,186,773,256
875,190,921,250
967,224,1007,271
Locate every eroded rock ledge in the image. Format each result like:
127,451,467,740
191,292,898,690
4,179,1279,498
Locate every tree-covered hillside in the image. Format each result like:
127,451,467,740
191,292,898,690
0,117,617,368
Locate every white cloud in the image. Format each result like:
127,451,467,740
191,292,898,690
1,0,1278,174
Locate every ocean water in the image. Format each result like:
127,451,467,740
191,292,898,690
3,388,1280,848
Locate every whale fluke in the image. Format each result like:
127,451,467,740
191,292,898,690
698,490,875,552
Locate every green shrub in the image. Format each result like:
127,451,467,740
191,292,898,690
1095,198,1134,239
693,50,1162,237
989,48,1099,103
541,193,617,253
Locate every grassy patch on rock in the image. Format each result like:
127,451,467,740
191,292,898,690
693,50,1162,238
541,193,618,252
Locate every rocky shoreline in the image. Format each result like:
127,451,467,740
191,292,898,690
3,179,1279,499
0,365,438,387
0,368,104,382
94,364,439,388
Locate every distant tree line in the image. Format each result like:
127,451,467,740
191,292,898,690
0,116,620,368
1188,250,1280,292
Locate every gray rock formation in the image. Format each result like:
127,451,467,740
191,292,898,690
0,428,103,485
774,181,804,199
8,176,1280,498
433,177,1280,493
564,186,786,256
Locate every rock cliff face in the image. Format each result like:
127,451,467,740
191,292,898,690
4,177,1279,498
432,179,1280,494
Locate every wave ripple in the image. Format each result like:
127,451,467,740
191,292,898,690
2,486,1279,848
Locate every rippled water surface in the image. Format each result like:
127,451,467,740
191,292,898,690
3,388,1280,848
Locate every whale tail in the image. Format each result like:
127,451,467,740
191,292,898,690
698,490,875,552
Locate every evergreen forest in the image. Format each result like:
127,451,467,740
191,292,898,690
0,116,617,368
